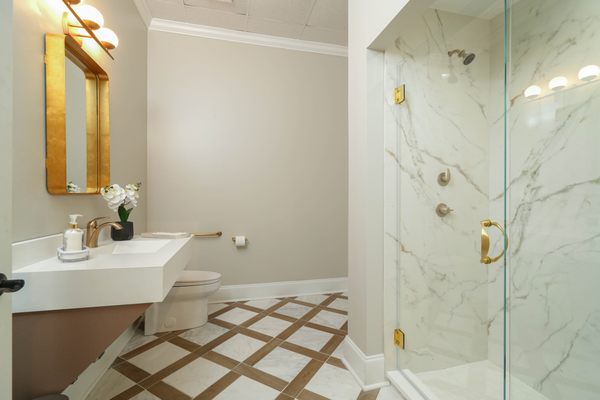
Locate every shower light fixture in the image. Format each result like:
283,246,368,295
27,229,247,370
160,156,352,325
548,76,568,91
578,65,600,81
96,28,119,49
68,5,104,30
524,85,541,99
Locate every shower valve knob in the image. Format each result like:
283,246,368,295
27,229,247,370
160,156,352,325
436,203,453,217
437,168,451,186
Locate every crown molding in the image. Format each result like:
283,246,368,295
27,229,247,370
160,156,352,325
133,0,152,27
148,18,348,57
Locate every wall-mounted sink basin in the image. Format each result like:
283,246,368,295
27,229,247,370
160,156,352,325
12,236,193,313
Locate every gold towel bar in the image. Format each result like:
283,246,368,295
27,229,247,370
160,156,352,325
193,232,223,238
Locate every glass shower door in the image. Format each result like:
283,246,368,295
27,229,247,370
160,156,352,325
383,1,509,399
507,1,600,399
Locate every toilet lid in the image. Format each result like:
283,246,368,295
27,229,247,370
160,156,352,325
175,270,221,286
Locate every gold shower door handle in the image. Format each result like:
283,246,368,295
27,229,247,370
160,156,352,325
480,219,508,264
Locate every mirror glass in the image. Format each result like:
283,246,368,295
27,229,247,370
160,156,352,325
65,56,92,193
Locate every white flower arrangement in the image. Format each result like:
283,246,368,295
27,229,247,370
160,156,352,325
67,181,81,193
101,182,142,222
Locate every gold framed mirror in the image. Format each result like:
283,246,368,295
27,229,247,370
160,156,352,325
45,33,109,195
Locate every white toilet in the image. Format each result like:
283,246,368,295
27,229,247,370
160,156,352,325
144,270,222,335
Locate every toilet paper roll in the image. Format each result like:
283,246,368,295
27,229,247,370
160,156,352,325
234,236,247,247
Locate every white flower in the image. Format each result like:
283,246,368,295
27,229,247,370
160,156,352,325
101,184,127,212
125,183,141,208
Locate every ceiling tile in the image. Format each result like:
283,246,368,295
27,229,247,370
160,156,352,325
249,0,314,24
307,0,347,30
183,0,248,15
301,26,347,45
246,16,305,38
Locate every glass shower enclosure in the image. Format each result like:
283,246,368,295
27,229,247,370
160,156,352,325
382,1,600,399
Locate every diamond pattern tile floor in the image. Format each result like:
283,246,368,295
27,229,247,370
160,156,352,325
87,292,393,400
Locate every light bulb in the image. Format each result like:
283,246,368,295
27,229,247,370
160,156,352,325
524,85,541,99
548,76,568,91
578,65,600,81
96,28,119,49
69,5,104,30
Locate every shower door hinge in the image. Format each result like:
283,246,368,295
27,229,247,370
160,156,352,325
394,328,405,349
394,85,406,104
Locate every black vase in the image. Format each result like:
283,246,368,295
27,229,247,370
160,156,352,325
111,221,134,241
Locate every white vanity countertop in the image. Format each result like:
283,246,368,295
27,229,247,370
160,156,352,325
12,236,193,313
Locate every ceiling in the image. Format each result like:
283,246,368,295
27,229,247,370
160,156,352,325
141,0,348,46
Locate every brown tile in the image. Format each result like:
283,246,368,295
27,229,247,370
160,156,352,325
319,294,338,307
139,352,203,388
208,303,237,319
239,311,270,328
269,312,298,323
202,350,239,370
120,337,164,360
320,333,345,355
111,357,127,367
235,302,265,314
282,359,324,397
275,393,295,400
233,363,288,391
326,356,346,369
322,306,348,316
112,384,144,400
147,381,191,400
236,326,273,343
339,295,348,300
194,371,240,400
280,341,329,362
341,321,348,333
276,319,306,341
263,299,290,313
209,318,238,330
169,335,201,352
299,307,322,321
305,321,346,336
289,299,320,308
357,389,381,400
243,338,282,366
113,361,151,383
297,389,330,400
197,329,237,353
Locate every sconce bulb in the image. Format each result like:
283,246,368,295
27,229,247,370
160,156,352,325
548,76,568,91
578,65,600,81
69,5,104,30
524,85,541,99
96,28,119,49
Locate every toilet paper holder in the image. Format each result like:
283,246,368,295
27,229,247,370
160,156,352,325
231,236,248,246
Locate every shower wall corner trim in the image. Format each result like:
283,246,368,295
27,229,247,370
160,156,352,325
340,337,387,391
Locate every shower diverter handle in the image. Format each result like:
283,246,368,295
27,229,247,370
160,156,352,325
480,219,508,264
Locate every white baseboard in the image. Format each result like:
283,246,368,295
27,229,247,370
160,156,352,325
209,277,348,303
340,337,387,391
62,323,139,400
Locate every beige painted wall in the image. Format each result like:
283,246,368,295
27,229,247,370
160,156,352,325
147,31,348,286
12,0,147,242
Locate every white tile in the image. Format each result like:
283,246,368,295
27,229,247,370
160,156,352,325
310,309,347,330
307,0,347,30
248,316,292,337
305,363,361,400
249,0,314,24
180,322,229,345
245,298,281,310
301,26,347,46
275,302,312,319
328,298,348,312
294,294,329,305
128,342,189,374
213,333,266,361
163,357,229,397
208,303,229,315
286,326,333,352
331,341,344,359
130,391,162,400
85,369,135,400
120,330,159,356
214,375,280,400
377,386,407,400
216,307,259,325
254,347,311,382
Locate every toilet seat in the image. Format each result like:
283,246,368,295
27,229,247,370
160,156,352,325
174,270,221,287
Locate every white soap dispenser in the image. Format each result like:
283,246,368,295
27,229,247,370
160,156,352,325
64,214,84,251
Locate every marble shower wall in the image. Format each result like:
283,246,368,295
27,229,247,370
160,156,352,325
383,9,495,373
507,0,600,399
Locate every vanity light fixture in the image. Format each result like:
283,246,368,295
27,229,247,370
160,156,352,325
548,76,568,91
578,64,600,81
524,85,542,99
61,0,117,59
96,28,119,49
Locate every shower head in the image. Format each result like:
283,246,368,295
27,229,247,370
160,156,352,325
448,49,476,65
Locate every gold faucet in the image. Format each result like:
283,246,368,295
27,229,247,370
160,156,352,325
86,217,122,248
